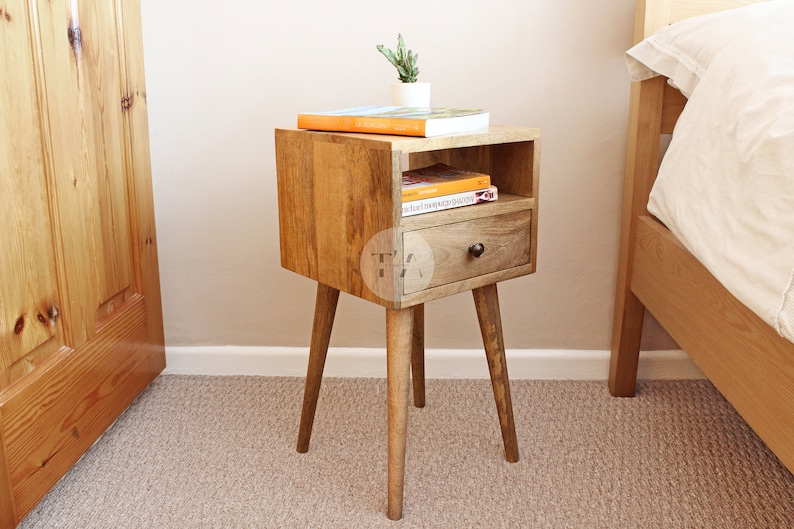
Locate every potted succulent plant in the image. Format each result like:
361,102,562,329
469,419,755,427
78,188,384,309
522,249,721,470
376,34,431,107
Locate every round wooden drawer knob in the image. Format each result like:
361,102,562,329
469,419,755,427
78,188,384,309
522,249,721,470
468,243,486,258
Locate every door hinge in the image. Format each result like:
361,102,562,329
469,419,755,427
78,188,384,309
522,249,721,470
121,95,132,112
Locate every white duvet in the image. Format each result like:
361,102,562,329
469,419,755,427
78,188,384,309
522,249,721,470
628,2,794,342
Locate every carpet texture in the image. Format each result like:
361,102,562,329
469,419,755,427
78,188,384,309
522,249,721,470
18,376,794,528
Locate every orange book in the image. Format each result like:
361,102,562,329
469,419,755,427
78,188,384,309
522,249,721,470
297,106,489,137
402,163,491,202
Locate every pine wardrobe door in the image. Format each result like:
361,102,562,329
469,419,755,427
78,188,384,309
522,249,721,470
0,0,165,526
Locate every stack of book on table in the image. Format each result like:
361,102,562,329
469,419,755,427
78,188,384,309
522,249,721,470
401,163,497,217
295,106,495,216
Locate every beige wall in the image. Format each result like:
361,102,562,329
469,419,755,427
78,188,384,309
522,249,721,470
140,0,640,351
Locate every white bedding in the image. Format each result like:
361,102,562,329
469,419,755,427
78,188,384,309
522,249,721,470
626,1,794,342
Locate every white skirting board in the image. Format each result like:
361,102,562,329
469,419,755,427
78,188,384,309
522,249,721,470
163,347,705,380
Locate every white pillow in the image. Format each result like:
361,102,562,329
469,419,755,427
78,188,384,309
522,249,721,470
625,0,788,97
645,2,794,342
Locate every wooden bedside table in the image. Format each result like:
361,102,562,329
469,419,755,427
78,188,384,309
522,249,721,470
275,126,540,519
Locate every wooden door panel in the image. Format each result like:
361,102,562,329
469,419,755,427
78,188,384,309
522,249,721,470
36,0,134,342
75,0,134,316
119,0,166,349
0,0,165,526
0,0,65,389
33,0,98,346
1,297,158,519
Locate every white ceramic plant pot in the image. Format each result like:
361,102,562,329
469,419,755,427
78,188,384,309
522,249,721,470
391,82,431,107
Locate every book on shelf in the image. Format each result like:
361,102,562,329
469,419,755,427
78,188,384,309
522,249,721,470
297,106,489,137
402,186,498,217
402,163,491,202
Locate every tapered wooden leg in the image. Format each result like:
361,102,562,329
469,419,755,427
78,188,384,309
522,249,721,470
386,306,414,521
609,77,665,396
296,283,340,453
410,304,425,408
472,283,519,463
608,290,645,397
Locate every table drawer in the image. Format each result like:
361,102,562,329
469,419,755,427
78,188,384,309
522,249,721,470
403,210,531,295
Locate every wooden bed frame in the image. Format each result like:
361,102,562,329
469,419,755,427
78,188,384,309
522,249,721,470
609,0,794,474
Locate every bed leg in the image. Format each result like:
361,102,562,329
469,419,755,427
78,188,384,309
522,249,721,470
609,77,665,397
609,290,645,397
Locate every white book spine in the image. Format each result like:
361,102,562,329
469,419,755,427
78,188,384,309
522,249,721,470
401,186,498,217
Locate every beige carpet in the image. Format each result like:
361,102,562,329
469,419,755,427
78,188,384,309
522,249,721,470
18,376,794,528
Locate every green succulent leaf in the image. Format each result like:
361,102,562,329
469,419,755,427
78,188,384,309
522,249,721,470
376,33,420,83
